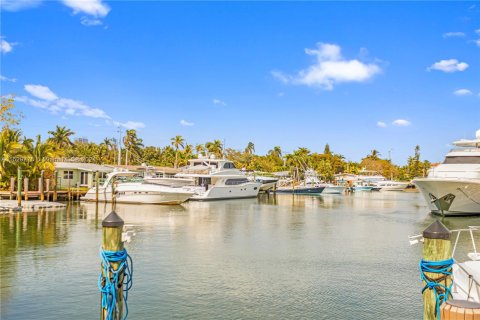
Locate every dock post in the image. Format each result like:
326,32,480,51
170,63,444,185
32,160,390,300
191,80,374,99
17,168,22,208
10,177,14,200
421,220,452,320
100,211,125,320
39,170,45,201
24,177,29,201
95,171,99,202
68,178,71,202
53,171,58,202
76,184,80,201
46,179,50,202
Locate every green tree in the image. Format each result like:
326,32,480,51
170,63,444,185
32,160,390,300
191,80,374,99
48,125,75,149
171,135,185,168
123,129,144,165
205,140,223,158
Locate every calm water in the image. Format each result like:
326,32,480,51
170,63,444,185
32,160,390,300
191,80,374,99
1,192,480,319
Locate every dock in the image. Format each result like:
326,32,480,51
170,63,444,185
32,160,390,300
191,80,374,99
0,200,67,213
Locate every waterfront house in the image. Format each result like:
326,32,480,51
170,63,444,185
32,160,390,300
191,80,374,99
54,162,113,189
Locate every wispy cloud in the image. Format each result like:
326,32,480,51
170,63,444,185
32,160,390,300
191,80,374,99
18,84,145,128
80,17,103,26
61,0,110,17
392,119,411,126
212,98,227,106
442,32,466,38
272,43,382,90
180,119,194,126
377,121,387,128
0,37,15,54
0,0,43,11
453,89,473,96
0,75,17,82
25,84,58,101
428,59,469,73
112,120,146,130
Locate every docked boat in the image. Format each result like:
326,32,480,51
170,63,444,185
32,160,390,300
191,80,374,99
275,169,326,194
322,184,346,194
252,176,279,192
175,158,262,200
375,180,409,191
81,171,194,204
413,129,480,216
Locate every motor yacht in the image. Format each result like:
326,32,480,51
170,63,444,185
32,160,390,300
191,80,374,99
175,157,262,200
414,129,480,216
81,171,194,204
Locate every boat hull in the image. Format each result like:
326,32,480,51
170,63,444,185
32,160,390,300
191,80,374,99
187,182,262,201
322,186,345,194
413,178,480,216
275,186,325,194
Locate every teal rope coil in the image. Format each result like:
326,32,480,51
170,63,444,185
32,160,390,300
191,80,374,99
98,248,133,320
419,258,454,320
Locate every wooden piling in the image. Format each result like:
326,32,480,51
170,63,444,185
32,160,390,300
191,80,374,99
422,220,452,320
45,179,50,202
95,171,99,202
53,171,58,202
10,177,14,200
17,168,22,207
101,211,125,320
39,170,45,201
24,177,29,201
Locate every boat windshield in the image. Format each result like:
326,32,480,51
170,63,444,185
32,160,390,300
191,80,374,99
443,156,480,164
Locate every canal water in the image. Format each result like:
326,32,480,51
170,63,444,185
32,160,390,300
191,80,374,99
1,192,479,319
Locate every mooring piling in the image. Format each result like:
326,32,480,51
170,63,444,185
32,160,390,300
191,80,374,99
10,177,14,200
17,168,22,208
421,220,453,320
95,170,99,202
39,170,45,201
53,171,58,202
24,177,29,201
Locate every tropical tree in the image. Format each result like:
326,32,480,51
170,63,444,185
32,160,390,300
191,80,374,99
244,142,255,155
25,135,55,179
0,128,24,179
48,125,75,149
205,140,223,158
123,130,144,165
171,135,185,168
195,144,205,156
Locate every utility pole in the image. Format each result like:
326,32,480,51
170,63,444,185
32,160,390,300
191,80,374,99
117,127,122,166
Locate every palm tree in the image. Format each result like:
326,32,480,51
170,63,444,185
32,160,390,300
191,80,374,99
244,142,255,155
0,128,24,177
26,135,55,179
195,144,205,156
171,135,185,168
205,140,223,158
47,125,75,148
123,130,144,165
368,149,381,160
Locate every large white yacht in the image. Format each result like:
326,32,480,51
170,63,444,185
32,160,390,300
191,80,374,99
175,157,262,200
81,171,194,204
414,129,480,216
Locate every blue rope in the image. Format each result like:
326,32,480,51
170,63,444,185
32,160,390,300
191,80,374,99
419,258,454,320
98,248,133,320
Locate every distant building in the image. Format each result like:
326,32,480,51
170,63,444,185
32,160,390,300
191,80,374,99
54,162,113,189
75,137,89,144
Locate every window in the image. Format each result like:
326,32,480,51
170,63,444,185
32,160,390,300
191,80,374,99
443,156,480,164
225,178,249,185
80,172,88,185
223,162,236,169
63,170,73,179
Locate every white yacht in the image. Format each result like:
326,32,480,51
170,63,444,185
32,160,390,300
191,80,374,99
175,158,262,200
414,129,480,216
375,180,409,191
81,171,194,204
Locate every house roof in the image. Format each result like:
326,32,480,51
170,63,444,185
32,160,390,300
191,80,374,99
54,162,114,172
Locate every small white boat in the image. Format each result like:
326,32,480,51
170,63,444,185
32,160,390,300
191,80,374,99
322,184,346,194
375,180,409,191
81,171,194,204
251,176,279,192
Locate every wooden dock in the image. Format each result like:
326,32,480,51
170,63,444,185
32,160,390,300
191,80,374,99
0,200,67,213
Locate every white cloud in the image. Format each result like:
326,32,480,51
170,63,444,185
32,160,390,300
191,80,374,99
272,43,382,90
61,0,110,17
112,120,146,130
0,0,43,11
19,83,145,128
442,32,465,38
1,38,14,54
453,89,473,96
24,84,59,101
0,75,17,82
476,29,480,35
392,119,411,126
80,17,103,26
428,59,469,73
377,121,387,128
212,98,227,106
180,119,194,126
475,39,480,47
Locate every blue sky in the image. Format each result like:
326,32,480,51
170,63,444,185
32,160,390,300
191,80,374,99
1,1,479,164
